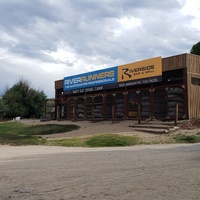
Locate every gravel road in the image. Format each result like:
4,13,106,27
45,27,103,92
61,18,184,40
0,144,200,200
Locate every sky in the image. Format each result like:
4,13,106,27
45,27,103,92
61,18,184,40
0,0,200,98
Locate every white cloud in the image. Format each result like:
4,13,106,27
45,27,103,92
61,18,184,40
42,43,77,67
0,30,18,46
113,16,142,36
0,0,200,98
180,0,200,30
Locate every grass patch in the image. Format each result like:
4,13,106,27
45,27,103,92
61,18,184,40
85,134,139,147
0,132,46,145
47,137,88,147
20,124,79,135
0,122,79,146
47,134,140,147
174,134,200,143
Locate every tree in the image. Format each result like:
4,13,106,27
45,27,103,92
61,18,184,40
0,97,5,120
190,41,200,55
2,79,46,118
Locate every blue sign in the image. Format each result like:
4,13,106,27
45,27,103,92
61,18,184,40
63,67,118,91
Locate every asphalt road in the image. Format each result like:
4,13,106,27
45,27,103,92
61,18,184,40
0,144,200,200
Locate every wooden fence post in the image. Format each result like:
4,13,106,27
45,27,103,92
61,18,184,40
92,107,94,123
175,103,179,125
112,105,115,123
73,107,76,121
138,103,141,124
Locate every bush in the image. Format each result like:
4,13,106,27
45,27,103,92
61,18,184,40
174,134,200,143
86,134,139,147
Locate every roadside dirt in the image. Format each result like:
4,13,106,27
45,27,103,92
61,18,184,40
1,120,200,199
0,144,200,200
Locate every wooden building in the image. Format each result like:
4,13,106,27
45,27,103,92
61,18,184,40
54,53,200,121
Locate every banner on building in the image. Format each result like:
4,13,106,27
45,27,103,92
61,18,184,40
118,57,162,82
63,67,118,92
63,57,162,94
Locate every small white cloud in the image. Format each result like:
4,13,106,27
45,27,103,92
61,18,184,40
0,30,18,46
180,0,200,29
42,42,77,71
114,16,142,36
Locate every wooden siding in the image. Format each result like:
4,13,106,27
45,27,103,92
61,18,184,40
187,80,200,118
186,53,200,74
160,53,200,119
55,80,63,89
162,53,187,72
186,54,200,119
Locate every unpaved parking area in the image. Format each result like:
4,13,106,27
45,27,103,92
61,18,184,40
0,144,200,200
20,119,200,143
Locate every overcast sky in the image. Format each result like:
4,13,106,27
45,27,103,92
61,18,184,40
0,0,200,98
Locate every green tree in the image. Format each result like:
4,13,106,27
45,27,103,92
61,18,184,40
2,79,46,118
190,41,200,55
0,97,5,120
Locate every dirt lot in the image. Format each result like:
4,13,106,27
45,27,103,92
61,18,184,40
21,119,200,143
0,144,200,200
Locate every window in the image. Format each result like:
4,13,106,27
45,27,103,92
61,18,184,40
191,77,200,86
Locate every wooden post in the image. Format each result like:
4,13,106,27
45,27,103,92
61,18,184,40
175,103,179,125
73,107,76,121
92,107,94,123
102,94,106,120
138,103,141,124
57,106,60,120
112,105,115,123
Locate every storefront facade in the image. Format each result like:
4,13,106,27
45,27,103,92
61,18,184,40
55,53,200,121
